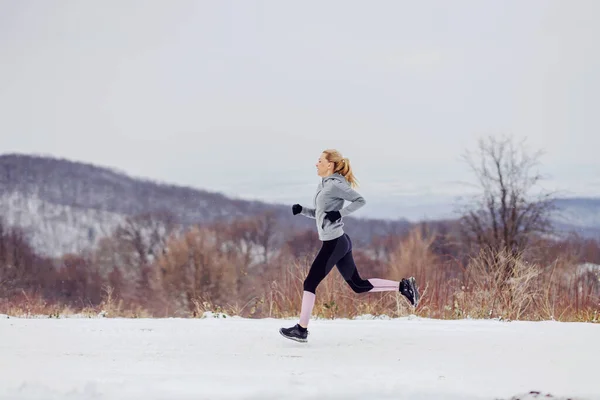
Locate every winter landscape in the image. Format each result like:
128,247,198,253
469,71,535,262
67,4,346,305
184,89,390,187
2,2,600,400
1,155,598,400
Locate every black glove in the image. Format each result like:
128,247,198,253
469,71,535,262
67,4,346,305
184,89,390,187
292,204,302,215
324,210,341,222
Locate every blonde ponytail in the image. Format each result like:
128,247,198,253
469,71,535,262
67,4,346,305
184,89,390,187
323,149,358,188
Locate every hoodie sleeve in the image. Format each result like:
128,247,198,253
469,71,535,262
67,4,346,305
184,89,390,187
300,206,316,219
331,181,366,217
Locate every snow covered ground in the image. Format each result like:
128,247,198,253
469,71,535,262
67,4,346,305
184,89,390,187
1,315,598,400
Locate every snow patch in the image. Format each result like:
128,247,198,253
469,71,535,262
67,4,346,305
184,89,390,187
0,317,597,400
200,311,230,319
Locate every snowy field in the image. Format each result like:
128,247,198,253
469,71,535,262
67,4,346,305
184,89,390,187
1,315,598,400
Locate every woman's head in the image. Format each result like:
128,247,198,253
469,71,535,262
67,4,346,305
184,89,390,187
316,149,358,187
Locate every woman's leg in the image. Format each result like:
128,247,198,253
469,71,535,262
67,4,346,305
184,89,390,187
297,236,349,327
336,233,412,293
336,251,399,292
298,291,315,327
336,250,419,304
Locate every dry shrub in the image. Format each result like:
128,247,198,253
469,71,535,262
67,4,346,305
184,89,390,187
388,227,437,279
446,248,599,322
453,249,541,320
538,257,599,322
0,291,58,317
156,226,240,316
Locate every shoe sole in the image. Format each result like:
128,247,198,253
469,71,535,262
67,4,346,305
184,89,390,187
279,329,308,343
409,277,420,307
400,278,419,307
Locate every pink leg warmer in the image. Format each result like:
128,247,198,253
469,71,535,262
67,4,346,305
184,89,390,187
298,290,316,328
367,278,400,292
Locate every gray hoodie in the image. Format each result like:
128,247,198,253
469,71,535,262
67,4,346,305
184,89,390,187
300,173,366,241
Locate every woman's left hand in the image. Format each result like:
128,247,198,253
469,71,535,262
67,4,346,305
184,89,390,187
324,210,341,222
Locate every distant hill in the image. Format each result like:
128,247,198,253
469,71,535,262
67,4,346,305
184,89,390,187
551,197,600,238
1,154,597,257
0,154,412,256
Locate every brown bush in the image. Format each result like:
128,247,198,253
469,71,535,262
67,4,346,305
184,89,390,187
1,220,598,323
156,226,241,315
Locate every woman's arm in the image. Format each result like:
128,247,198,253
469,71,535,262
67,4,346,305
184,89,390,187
331,181,366,217
300,206,316,219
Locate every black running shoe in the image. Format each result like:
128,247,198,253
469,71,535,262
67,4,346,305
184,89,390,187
400,277,419,307
279,324,308,343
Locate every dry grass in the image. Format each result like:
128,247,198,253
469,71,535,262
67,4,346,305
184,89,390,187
449,249,543,320
2,228,598,322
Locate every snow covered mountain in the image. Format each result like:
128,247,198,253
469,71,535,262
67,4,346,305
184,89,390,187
0,154,301,256
0,154,411,256
0,154,597,257
0,190,124,256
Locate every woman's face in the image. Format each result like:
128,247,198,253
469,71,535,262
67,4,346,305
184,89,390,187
316,153,332,177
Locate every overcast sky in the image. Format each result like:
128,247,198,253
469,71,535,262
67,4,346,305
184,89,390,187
1,1,599,219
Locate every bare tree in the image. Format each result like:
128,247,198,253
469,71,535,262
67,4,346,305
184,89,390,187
283,229,319,261
252,210,278,266
459,135,555,262
220,219,258,268
0,219,47,298
221,211,279,267
114,211,177,267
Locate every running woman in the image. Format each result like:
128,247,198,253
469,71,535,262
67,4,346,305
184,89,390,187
280,149,419,343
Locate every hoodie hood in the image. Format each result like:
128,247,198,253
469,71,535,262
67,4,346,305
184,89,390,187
322,173,348,186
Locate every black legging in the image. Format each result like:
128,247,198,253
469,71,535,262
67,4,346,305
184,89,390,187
303,233,374,294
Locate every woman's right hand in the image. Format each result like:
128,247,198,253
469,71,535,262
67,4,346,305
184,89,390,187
292,204,302,215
